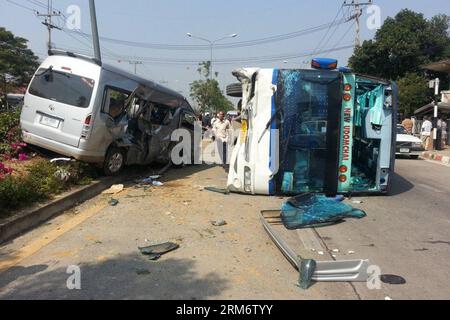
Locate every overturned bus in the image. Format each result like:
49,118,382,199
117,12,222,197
227,59,398,196
21,50,196,175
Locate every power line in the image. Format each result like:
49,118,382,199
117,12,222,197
54,44,354,66
5,0,37,13
64,18,349,51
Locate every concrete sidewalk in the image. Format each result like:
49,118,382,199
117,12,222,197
422,147,450,166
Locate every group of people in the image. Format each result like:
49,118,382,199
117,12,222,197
403,115,448,150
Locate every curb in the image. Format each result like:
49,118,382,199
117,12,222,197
0,177,118,244
421,152,450,166
0,162,173,244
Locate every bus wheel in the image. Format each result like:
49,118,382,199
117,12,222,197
103,147,125,176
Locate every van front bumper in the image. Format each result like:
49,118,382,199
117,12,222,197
23,131,105,163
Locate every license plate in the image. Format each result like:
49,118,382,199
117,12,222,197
40,116,60,128
400,148,410,153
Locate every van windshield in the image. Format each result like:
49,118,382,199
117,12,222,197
28,68,95,108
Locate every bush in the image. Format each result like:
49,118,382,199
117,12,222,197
0,111,22,157
0,160,97,217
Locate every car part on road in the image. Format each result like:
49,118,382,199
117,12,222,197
108,198,119,206
102,184,124,195
261,211,370,288
211,219,227,227
380,274,406,285
281,194,367,230
205,187,230,195
139,242,180,261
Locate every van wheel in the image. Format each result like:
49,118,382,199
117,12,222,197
103,147,125,176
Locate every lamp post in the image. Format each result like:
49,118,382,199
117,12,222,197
186,33,238,80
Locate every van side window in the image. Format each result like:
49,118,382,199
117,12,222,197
181,112,196,130
149,104,173,126
102,87,130,119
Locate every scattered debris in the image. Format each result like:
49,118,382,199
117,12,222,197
318,251,325,256
108,199,119,206
385,296,393,301
332,249,340,253
352,200,364,204
50,158,73,164
139,242,180,261
211,219,227,227
380,274,406,285
136,269,151,276
103,184,124,195
137,175,163,186
348,250,356,255
205,187,230,195
414,248,429,252
281,194,367,230
152,181,164,187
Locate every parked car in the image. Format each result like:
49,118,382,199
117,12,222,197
396,125,425,159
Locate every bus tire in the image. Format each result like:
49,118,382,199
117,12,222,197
226,83,243,98
103,147,125,176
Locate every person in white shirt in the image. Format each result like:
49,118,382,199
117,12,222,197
213,111,231,168
421,116,433,150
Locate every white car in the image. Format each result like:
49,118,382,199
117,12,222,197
396,125,425,159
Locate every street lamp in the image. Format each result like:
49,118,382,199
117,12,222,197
186,33,238,79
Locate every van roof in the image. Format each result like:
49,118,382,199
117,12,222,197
48,49,193,112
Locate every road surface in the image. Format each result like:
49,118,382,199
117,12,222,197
0,158,449,300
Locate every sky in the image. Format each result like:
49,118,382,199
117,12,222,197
1,0,449,105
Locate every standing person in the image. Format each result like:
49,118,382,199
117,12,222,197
402,115,414,134
421,116,433,151
213,111,231,169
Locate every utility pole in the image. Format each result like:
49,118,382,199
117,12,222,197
343,0,373,48
89,0,102,65
37,0,61,51
129,61,143,75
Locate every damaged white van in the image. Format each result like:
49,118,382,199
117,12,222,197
21,50,195,175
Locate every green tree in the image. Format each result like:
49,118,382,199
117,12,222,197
189,61,234,113
0,27,39,88
349,10,450,80
397,73,431,116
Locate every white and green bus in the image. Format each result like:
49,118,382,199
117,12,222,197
227,59,398,196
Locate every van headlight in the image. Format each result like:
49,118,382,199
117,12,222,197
413,142,423,148
244,167,252,193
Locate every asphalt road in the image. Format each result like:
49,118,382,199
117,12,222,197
0,158,449,300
